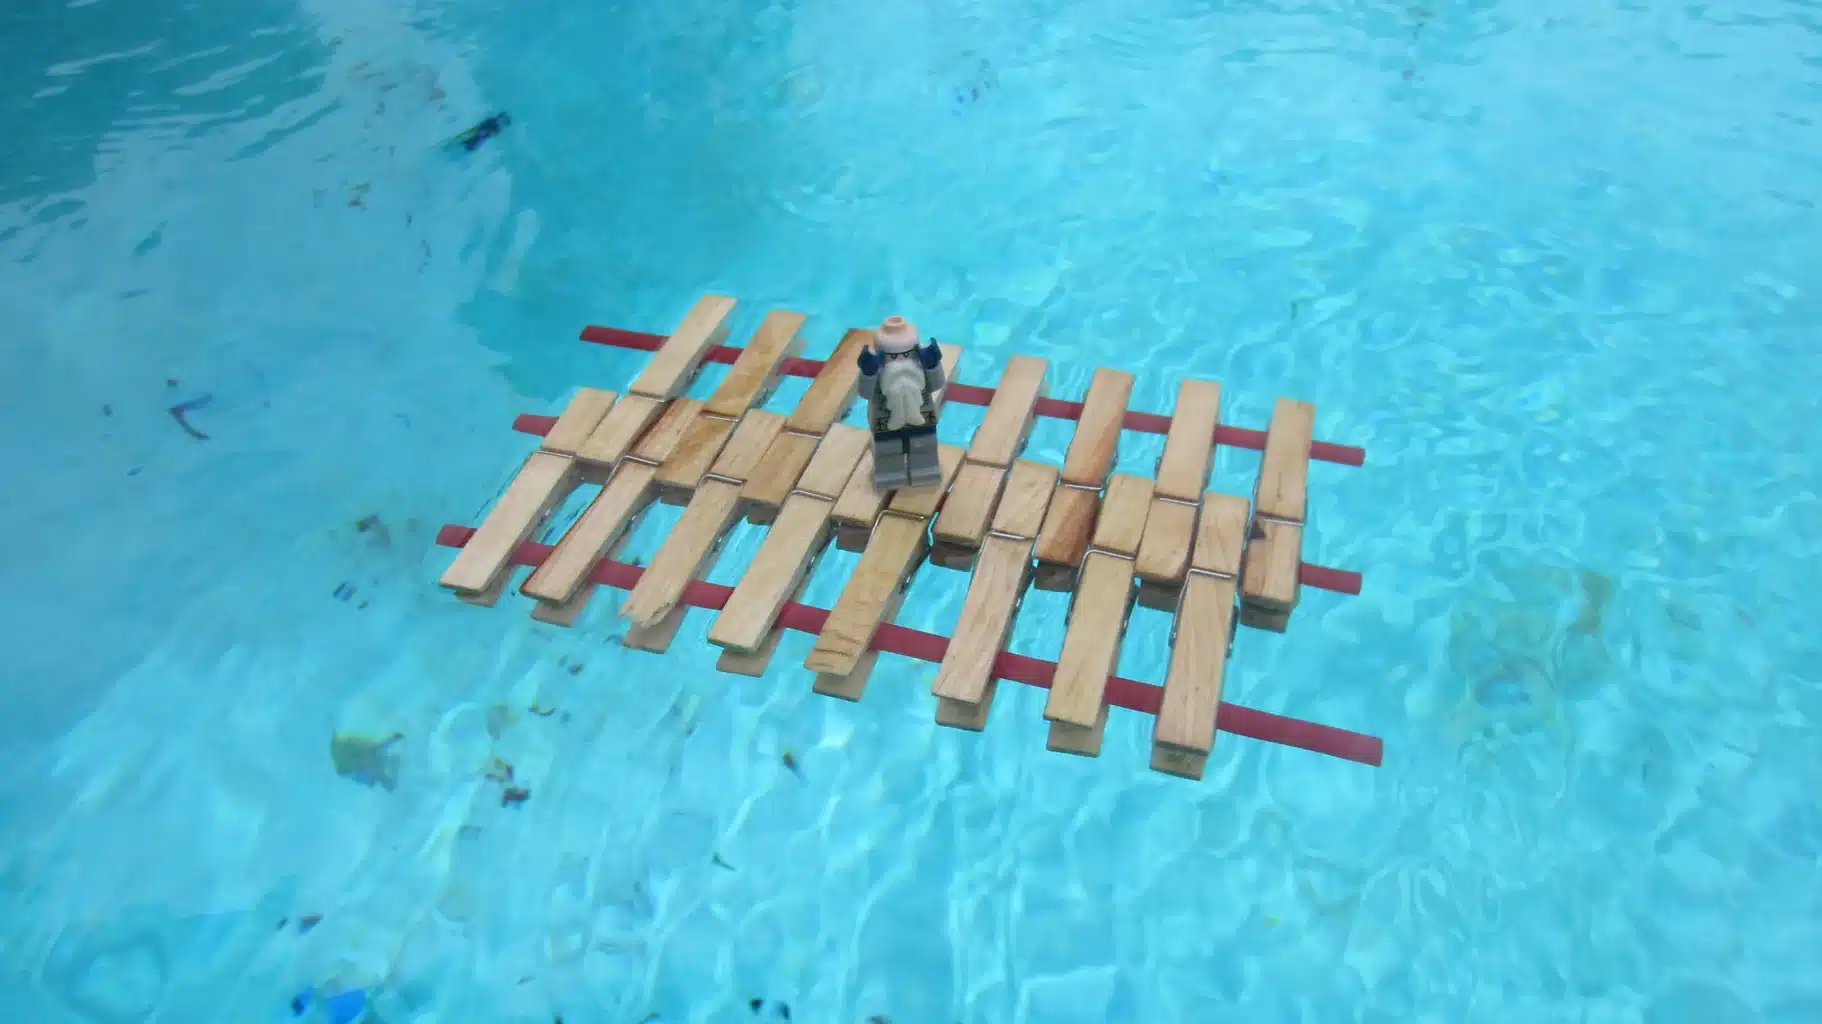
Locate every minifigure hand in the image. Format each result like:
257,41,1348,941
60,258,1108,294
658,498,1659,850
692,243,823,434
916,340,942,369
857,346,881,376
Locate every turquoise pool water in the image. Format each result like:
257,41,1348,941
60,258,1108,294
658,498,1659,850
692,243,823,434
3,0,1820,1019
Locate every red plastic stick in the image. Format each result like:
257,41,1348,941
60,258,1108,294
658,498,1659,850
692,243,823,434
579,325,1367,467
502,412,1362,597
434,525,1384,768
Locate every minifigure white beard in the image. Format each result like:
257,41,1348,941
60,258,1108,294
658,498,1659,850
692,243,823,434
880,356,927,430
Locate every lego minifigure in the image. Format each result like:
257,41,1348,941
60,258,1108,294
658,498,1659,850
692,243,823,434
856,315,947,491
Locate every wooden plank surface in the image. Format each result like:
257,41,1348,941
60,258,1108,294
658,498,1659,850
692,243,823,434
928,350,1050,557
578,394,667,467
740,327,869,521
1032,485,1098,587
1151,572,1238,779
710,410,787,479
1152,378,1222,502
1043,551,1136,756
628,294,737,400
1151,490,1251,777
1135,499,1197,587
521,461,658,603
812,587,909,702
627,398,704,463
931,462,1005,550
966,354,1047,467
705,309,805,418
830,447,889,533
1031,365,1135,588
1059,367,1135,487
525,387,704,611
716,570,813,676
439,452,576,595
991,460,1060,539
707,493,836,653
1193,494,1251,575
623,606,692,654
804,514,928,677
787,328,869,434
931,534,1034,728
653,404,785,501
1240,518,1303,631
742,430,820,519
642,406,825,637
618,478,744,628
1090,473,1155,558
1254,397,1316,523
627,601,705,648
796,424,871,499
649,311,804,498
541,388,617,458
654,415,737,496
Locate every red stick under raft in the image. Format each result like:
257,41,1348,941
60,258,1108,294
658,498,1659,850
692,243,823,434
579,324,1368,467
433,526,1385,768
505,411,1361,597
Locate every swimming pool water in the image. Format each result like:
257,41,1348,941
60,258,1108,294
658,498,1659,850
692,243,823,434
2,0,1820,1019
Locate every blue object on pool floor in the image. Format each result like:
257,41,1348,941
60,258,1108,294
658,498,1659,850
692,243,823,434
289,986,368,1024
449,111,510,153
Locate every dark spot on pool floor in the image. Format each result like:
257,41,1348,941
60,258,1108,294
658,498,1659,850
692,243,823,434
451,111,511,153
168,394,213,440
134,224,163,256
355,513,391,547
330,731,404,790
950,52,997,110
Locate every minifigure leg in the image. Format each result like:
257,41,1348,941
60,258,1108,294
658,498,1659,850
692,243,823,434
872,436,912,491
906,432,943,487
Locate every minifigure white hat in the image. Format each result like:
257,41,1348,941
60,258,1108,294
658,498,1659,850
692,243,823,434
874,316,920,355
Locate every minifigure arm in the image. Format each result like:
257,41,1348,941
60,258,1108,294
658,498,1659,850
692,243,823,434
919,341,947,399
857,348,884,425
